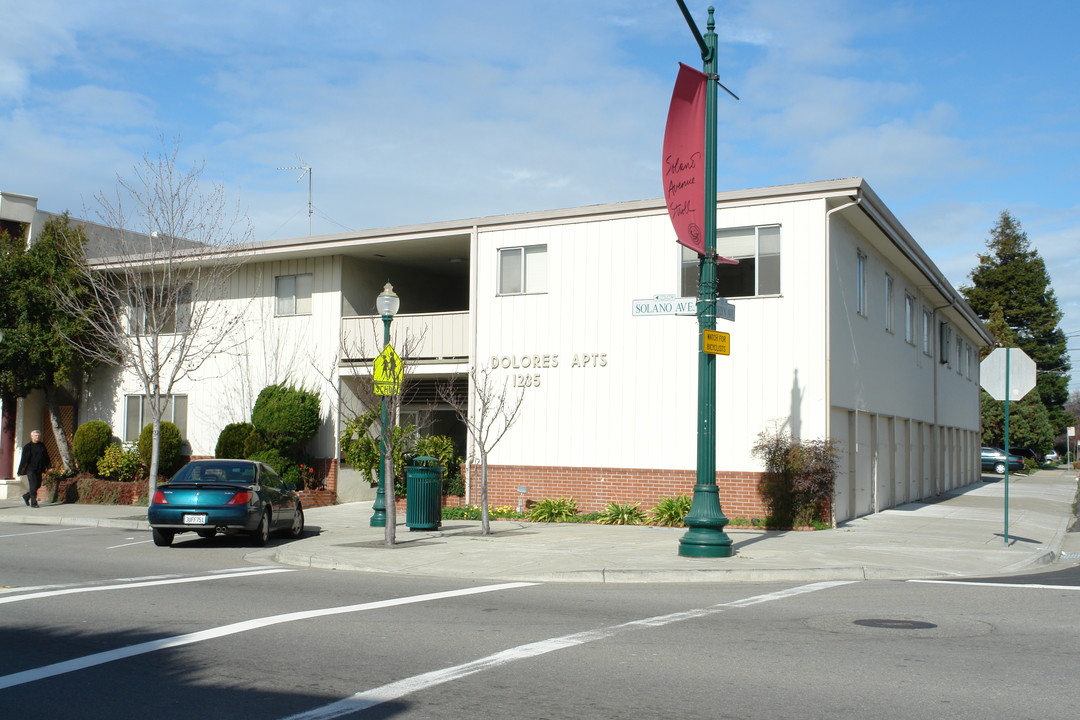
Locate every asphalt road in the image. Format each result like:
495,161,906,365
2,521,1079,720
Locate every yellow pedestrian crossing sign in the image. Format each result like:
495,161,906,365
373,344,403,395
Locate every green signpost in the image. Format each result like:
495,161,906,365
673,2,735,558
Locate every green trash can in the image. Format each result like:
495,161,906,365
405,456,443,531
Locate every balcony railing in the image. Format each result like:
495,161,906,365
341,311,469,362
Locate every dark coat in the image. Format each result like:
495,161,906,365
17,441,51,475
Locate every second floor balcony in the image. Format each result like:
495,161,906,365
340,311,469,364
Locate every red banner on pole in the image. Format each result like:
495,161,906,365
663,63,708,255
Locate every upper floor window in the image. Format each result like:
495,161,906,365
680,225,781,298
125,394,188,442
498,245,547,295
276,273,312,316
904,294,916,344
884,274,894,332
922,309,933,356
939,322,952,366
129,285,191,335
856,250,867,316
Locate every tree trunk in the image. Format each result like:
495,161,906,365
43,386,75,473
383,448,396,546
147,418,161,499
480,452,490,536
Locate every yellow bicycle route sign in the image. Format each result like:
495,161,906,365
702,330,730,356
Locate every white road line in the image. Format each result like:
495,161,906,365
279,580,856,720
0,567,280,595
0,581,537,690
106,539,153,549
0,527,86,538
910,579,1080,590
0,568,296,605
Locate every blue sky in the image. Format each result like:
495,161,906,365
3,0,1078,392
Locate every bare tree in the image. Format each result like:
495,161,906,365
56,139,252,497
438,365,524,535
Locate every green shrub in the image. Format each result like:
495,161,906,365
97,443,146,483
442,504,523,520
597,501,647,525
443,504,483,520
527,497,579,523
243,428,266,457
247,449,292,478
55,475,148,505
251,383,321,456
412,434,457,471
138,421,184,476
752,428,838,528
650,495,693,527
340,410,414,491
72,421,113,475
216,422,255,459
442,474,466,497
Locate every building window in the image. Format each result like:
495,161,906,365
681,225,781,298
129,285,191,335
939,322,951,365
125,394,188,442
904,294,916,344
922,310,933,356
884,274,894,332
856,251,867,316
275,273,312,316
498,245,547,295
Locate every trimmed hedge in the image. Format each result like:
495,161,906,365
47,475,149,506
216,422,255,459
72,420,113,475
251,384,321,456
138,421,183,476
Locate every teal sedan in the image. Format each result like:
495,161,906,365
147,459,304,547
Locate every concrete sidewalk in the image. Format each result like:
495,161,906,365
2,468,1077,583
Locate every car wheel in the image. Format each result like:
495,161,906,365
286,504,305,539
251,511,270,547
994,462,1006,475
196,530,216,539
152,528,174,547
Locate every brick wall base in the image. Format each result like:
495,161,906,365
462,465,768,520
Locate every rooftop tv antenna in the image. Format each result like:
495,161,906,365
277,157,312,235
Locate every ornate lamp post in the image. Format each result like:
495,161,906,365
369,283,400,527
675,3,734,557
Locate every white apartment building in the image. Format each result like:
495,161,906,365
1,179,993,523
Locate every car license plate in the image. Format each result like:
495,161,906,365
183,514,208,525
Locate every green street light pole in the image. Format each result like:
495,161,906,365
676,3,733,558
369,283,400,527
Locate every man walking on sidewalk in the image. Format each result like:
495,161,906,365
18,430,51,508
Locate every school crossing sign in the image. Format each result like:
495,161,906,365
373,344,403,395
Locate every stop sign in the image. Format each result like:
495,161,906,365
980,347,1037,401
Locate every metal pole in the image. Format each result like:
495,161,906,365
369,313,393,527
1003,348,1010,546
678,5,732,558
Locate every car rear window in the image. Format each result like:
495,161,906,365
171,462,257,484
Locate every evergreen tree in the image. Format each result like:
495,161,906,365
0,214,110,470
961,211,1071,438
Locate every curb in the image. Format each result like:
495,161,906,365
1,513,149,531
